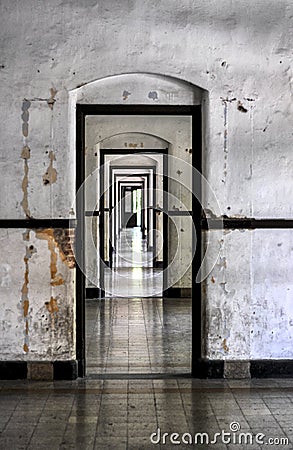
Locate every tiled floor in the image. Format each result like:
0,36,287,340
3,228,286,449
86,297,191,376
0,378,293,449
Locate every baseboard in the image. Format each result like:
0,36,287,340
165,287,192,298
154,260,164,269
0,360,78,380
0,361,27,380
86,287,101,299
250,360,293,378
193,359,293,379
224,360,250,379
192,359,224,378
1,359,293,380
53,360,78,380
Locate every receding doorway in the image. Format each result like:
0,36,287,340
75,106,202,378
100,152,166,299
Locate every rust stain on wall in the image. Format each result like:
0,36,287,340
45,296,59,314
35,228,75,271
51,274,65,286
22,230,30,241
21,145,30,159
21,241,36,353
47,87,57,109
48,237,59,283
53,229,76,268
35,229,64,285
222,338,229,353
43,151,57,186
23,299,29,317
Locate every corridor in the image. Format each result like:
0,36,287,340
86,227,191,376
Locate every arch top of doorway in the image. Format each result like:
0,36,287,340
108,154,161,169
69,72,206,106
98,131,170,148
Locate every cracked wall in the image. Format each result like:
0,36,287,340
203,229,293,360
0,228,75,360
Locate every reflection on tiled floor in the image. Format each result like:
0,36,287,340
113,228,153,268
104,268,163,298
86,298,191,376
105,228,163,297
0,378,292,449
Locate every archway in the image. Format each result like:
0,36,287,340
72,73,205,377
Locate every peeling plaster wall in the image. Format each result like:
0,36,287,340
204,229,293,360
0,229,75,360
204,230,252,360
251,230,293,359
1,0,291,219
0,0,292,363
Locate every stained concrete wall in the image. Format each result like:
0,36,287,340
0,228,75,360
0,0,292,365
204,229,293,360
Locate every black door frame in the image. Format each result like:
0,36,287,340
76,105,202,377
113,169,153,241
111,165,156,253
112,167,156,251
100,152,165,297
117,181,144,233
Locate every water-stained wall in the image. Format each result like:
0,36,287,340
0,0,292,374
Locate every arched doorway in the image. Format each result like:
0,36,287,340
71,73,205,377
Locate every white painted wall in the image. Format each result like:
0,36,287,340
0,0,292,363
204,229,293,360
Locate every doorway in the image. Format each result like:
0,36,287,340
76,105,202,377
99,152,166,297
